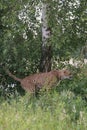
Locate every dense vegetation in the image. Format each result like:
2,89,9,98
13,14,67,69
0,92,87,130
0,65,87,130
0,0,87,129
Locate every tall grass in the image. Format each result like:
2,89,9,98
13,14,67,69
0,90,87,130
0,66,87,130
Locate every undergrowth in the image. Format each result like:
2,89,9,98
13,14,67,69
0,90,87,130
0,66,87,130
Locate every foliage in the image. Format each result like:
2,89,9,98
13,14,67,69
0,2,87,128
0,0,86,79
0,88,87,130
50,0,87,59
0,65,87,129
0,0,86,66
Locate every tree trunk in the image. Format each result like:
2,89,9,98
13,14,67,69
39,2,52,72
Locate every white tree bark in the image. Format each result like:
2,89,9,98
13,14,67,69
42,3,51,45
39,2,52,72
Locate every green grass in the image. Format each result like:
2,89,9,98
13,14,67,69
0,90,87,130
0,65,87,130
